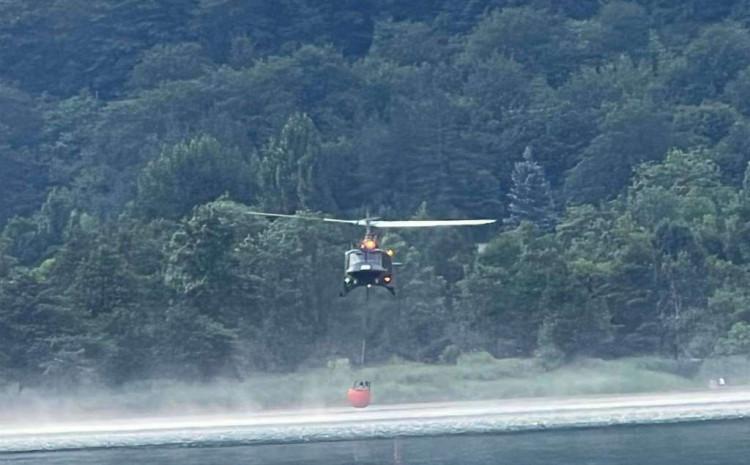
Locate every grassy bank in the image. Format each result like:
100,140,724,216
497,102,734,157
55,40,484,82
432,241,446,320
2,354,745,422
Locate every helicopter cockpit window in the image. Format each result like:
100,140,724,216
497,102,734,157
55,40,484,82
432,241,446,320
367,254,382,266
346,251,382,268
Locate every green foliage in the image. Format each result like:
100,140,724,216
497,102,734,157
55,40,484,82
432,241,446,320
566,98,672,203
666,22,750,103
371,20,453,65
136,135,254,219
673,102,739,148
715,322,750,355
6,0,750,387
464,6,573,82
724,66,750,117
128,43,213,90
0,83,42,147
256,113,334,213
0,0,197,97
505,147,556,232
593,1,651,57
192,0,374,61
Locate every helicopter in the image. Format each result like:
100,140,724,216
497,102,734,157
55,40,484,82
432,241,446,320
244,211,496,296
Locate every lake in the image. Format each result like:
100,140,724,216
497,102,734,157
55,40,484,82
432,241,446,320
4,420,750,465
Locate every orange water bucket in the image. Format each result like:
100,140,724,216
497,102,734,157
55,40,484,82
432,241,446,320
348,381,371,408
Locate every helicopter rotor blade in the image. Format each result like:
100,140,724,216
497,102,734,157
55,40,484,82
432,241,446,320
368,219,496,228
243,211,496,228
244,211,360,225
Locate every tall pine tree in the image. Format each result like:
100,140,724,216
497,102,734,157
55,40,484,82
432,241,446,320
256,112,334,213
505,146,556,232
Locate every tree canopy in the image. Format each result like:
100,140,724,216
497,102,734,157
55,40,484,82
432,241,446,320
3,0,750,387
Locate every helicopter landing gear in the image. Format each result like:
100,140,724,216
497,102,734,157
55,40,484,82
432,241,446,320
339,280,396,297
340,278,355,297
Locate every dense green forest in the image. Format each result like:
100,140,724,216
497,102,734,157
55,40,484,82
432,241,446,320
4,0,750,388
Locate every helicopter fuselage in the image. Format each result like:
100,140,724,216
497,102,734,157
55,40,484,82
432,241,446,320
342,247,395,296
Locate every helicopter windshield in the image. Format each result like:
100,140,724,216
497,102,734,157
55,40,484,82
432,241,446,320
347,251,383,268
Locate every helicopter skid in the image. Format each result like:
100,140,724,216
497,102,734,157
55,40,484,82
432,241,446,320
340,284,396,297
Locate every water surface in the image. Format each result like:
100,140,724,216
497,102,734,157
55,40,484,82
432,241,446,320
5,420,750,465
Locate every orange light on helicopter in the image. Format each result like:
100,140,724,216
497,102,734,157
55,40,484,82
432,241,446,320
362,239,377,250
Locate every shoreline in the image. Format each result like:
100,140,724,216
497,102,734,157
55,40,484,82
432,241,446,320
3,389,750,454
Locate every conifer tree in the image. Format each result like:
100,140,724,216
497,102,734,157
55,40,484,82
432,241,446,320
505,146,556,232
257,112,334,213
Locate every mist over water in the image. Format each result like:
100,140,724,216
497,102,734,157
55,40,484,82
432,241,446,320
2,370,750,463
3,390,750,461
0,355,724,431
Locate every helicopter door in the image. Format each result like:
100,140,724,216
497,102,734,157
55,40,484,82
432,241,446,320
382,252,393,273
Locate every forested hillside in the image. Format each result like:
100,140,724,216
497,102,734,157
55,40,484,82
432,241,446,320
3,0,750,387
